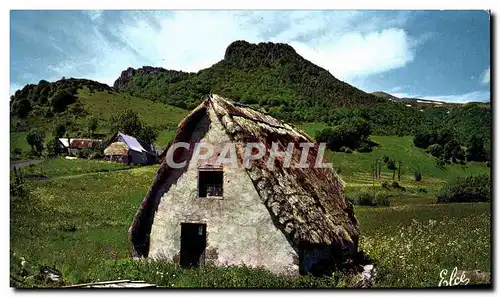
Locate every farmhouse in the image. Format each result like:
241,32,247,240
104,132,157,165
129,94,359,276
58,138,102,156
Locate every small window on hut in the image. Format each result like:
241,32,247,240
198,169,223,198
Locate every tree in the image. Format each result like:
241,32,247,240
87,116,98,136
466,135,488,162
340,117,372,146
325,125,348,151
436,129,454,146
137,124,158,145
426,144,443,158
26,128,45,155
387,159,397,180
110,109,142,136
14,99,32,118
52,121,66,138
315,127,333,143
456,147,466,162
318,117,373,152
436,158,446,170
50,89,77,112
46,138,63,157
443,139,461,162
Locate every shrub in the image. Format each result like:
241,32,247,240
413,132,432,148
12,147,23,158
391,181,406,191
67,101,87,115
466,135,488,162
436,174,491,203
78,148,93,159
89,151,104,160
415,171,422,182
52,121,66,138
386,159,396,171
356,191,375,206
417,187,427,193
374,191,391,207
357,142,373,152
316,118,373,152
381,181,405,191
345,189,390,207
443,139,461,162
13,98,32,118
26,128,45,156
87,116,98,136
50,89,77,112
436,159,446,169
45,138,63,158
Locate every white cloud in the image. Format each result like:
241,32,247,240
419,91,490,103
481,67,490,85
14,11,420,89
391,90,490,103
289,28,415,82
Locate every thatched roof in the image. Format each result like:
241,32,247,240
129,94,359,258
104,142,128,156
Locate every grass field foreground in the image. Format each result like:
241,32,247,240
10,158,491,288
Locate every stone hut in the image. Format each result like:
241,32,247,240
129,94,359,276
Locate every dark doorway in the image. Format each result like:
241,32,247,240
180,223,207,268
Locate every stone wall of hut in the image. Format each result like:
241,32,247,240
148,106,298,275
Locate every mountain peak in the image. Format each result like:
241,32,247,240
223,40,298,67
113,66,168,89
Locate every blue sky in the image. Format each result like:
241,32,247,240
10,10,490,103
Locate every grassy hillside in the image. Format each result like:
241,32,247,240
10,87,190,158
299,125,490,186
77,88,188,130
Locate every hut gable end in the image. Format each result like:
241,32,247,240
129,94,359,275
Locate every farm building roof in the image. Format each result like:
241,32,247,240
106,132,156,156
130,94,359,257
58,138,102,149
69,139,102,149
